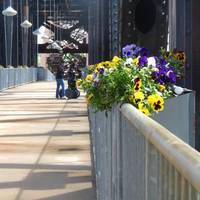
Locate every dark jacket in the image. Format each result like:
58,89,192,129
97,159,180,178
56,65,64,79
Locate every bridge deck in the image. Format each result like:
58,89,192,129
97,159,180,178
0,82,95,200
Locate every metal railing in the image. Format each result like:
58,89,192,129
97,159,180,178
0,67,55,91
89,104,200,200
0,67,37,91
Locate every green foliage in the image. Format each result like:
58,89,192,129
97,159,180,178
79,45,185,115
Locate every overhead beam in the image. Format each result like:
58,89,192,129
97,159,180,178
38,43,88,53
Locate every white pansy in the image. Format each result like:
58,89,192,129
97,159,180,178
109,68,115,73
152,67,159,72
124,58,134,66
141,67,148,70
147,57,156,67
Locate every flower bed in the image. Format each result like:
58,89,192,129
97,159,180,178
77,44,185,116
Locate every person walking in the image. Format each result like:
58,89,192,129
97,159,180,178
56,62,65,99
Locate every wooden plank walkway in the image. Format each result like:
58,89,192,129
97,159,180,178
0,82,96,200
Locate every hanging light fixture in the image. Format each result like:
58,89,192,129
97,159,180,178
46,0,60,50
32,0,52,43
33,25,46,35
32,0,47,36
52,41,62,50
21,19,32,28
21,0,32,66
2,6,17,16
21,0,32,29
47,41,62,51
35,25,53,45
3,0,17,67
41,34,50,39
48,39,54,44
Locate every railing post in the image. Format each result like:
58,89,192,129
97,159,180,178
111,105,122,200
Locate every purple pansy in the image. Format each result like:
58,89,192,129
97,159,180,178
99,67,105,75
93,75,100,88
133,47,141,57
122,44,148,58
122,44,148,59
154,56,158,61
152,63,177,84
160,58,167,66
140,47,148,57
166,69,176,83
93,73,97,79
122,45,134,58
139,56,148,67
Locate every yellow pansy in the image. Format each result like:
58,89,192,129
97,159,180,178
96,62,105,70
134,78,142,91
138,103,151,116
76,79,82,87
147,94,164,105
96,63,103,71
87,65,95,72
133,57,139,65
86,93,94,105
158,84,166,92
134,91,145,104
147,94,164,112
108,62,116,68
104,61,111,68
85,74,93,82
174,52,186,62
112,56,122,63
97,62,103,67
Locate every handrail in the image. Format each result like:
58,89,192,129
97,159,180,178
121,103,200,191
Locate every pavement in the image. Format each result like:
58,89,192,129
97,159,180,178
0,82,96,200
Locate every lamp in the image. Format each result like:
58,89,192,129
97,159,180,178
21,2,32,28
2,0,17,67
21,19,32,28
2,6,17,16
52,41,62,51
33,25,46,35
33,0,52,41
48,39,54,44
41,34,50,39
34,25,53,45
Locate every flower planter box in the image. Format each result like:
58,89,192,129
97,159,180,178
152,91,195,147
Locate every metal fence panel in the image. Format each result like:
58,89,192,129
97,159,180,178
89,100,200,200
0,69,3,90
121,116,146,200
152,92,195,147
0,67,54,91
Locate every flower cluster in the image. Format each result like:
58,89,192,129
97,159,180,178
160,48,186,79
77,44,185,116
